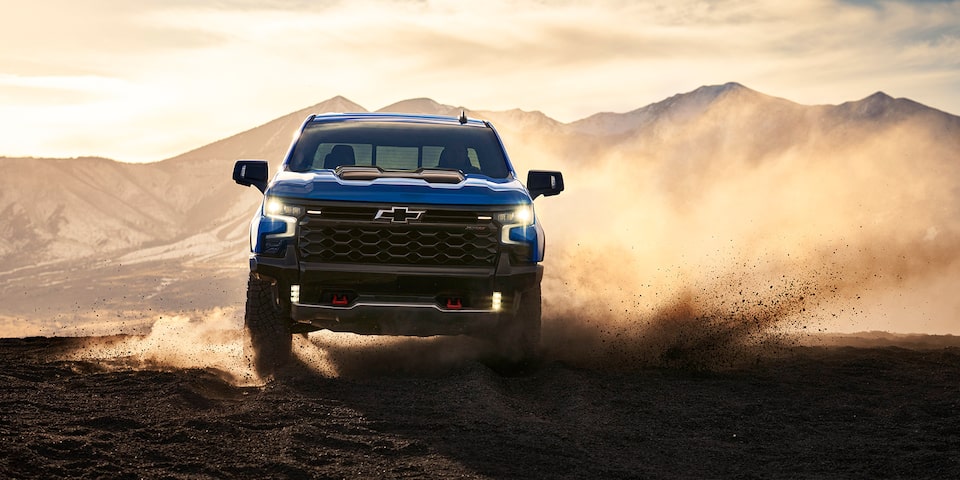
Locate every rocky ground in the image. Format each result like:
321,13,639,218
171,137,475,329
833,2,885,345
1,334,959,479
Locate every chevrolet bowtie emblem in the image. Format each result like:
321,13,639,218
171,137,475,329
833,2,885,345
375,206,425,223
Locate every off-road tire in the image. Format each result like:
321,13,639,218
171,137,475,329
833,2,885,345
244,273,292,378
492,285,542,367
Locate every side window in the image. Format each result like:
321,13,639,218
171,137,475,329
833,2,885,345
354,145,373,165
423,146,482,171
375,146,419,169
422,146,443,168
313,143,373,169
473,144,507,178
466,148,481,170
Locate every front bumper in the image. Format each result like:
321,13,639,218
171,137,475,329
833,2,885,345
250,246,541,336
291,301,505,336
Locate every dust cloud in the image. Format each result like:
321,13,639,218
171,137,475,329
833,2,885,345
62,308,263,386
520,114,960,368
60,309,492,384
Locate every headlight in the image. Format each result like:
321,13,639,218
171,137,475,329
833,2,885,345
500,205,535,245
265,198,305,218
496,205,533,226
252,198,303,255
260,197,302,242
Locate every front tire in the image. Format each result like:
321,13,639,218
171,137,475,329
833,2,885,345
492,286,542,365
244,273,292,378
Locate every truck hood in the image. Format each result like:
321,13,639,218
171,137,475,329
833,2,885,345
265,170,532,206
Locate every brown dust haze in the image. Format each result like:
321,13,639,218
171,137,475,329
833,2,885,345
523,86,960,367
3,84,959,378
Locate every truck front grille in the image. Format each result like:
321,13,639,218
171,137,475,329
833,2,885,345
298,205,501,267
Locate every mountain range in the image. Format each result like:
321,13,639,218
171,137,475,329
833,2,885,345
2,82,958,335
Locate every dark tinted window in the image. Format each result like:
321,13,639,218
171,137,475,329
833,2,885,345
288,122,510,178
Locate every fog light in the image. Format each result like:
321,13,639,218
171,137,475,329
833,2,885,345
492,292,502,311
290,284,300,303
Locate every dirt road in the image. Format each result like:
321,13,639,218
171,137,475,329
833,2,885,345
1,334,958,479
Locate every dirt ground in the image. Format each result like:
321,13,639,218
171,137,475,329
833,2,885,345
1,334,959,479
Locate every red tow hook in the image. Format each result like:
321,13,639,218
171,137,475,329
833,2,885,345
446,298,463,310
332,294,349,306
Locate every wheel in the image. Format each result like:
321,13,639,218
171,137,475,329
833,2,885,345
492,285,542,366
244,273,292,378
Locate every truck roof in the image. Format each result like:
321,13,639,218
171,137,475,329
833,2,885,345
306,112,489,128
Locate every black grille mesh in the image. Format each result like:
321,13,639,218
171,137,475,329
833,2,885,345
299,213,500,266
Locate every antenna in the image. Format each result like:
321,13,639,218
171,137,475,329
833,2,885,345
458,110,467,125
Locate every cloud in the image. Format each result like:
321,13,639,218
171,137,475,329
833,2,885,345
0,1,226,78
0,74,128,106
0,0,958,161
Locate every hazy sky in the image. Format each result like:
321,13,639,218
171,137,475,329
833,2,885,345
2,0,958,162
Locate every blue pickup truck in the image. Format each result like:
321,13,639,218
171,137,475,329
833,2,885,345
233,112,563,374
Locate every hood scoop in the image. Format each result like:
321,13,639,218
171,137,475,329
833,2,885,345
336,166,465,184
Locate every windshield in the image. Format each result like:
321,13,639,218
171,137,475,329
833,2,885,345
287,122,511,178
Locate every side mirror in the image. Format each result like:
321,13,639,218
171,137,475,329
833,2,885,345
233,160,269,193
527,170,564,200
